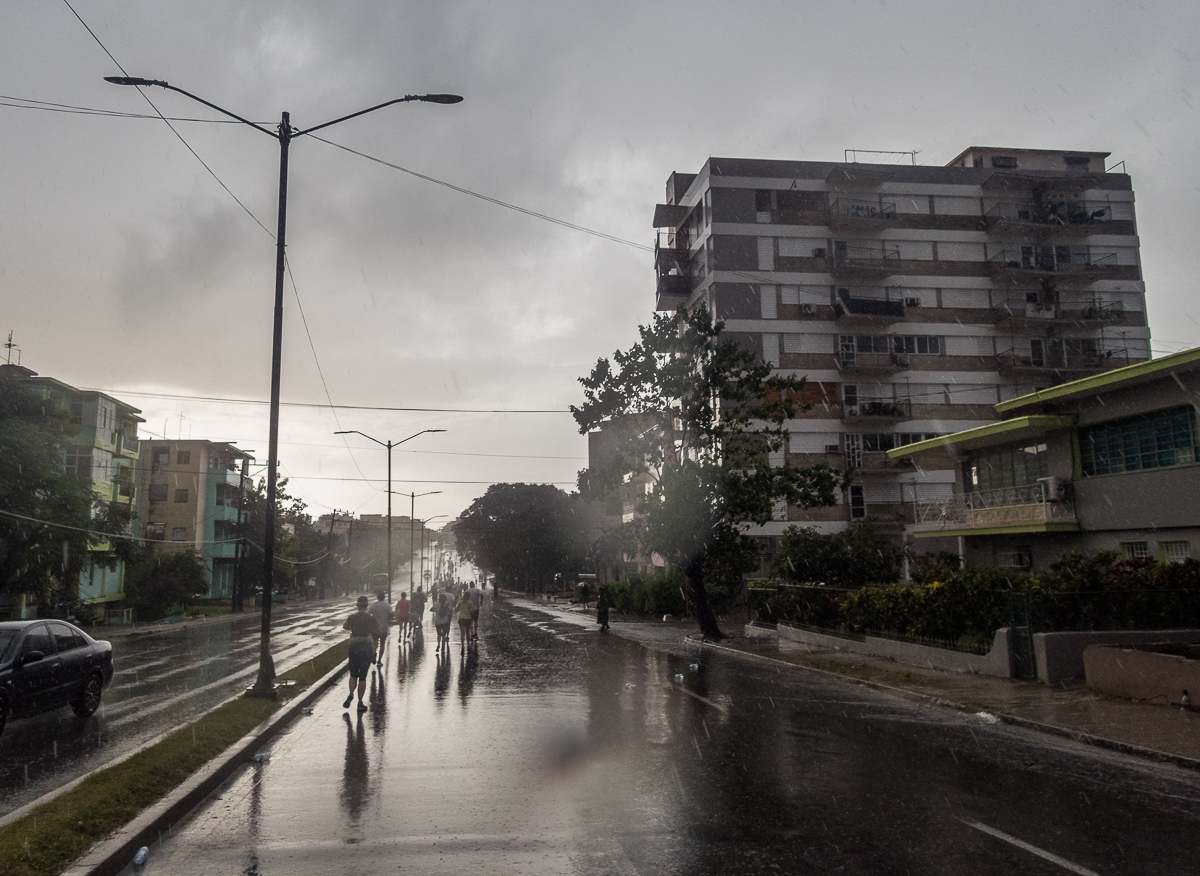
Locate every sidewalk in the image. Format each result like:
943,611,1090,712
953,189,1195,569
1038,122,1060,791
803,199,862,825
522,596,1200,770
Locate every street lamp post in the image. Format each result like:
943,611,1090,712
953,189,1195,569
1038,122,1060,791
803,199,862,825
334,429,445,602
420,515,447,589
409,491,441,594
105,77,461,698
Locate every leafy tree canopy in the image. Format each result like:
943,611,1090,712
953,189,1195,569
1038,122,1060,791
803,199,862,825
0,378,135,603
572,306,850,637
455,483,591,591
770,524,908,589
125,549,208,620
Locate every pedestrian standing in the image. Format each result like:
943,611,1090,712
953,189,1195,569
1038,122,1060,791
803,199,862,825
466,581,483,640
456,590,473,650
596,583,612,632
395,592,412,643
367,590,392,666
579,580,590,610
343,596,376,711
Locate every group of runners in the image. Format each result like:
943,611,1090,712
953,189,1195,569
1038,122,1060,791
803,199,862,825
342,580,486,711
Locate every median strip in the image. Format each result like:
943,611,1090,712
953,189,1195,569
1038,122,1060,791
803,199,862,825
0,640,348,876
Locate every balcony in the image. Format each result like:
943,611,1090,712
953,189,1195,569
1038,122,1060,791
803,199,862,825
829,198,897,231
982,200,1116,237
655,232,692,309
831,243,901,278
834,290,906,325
116,433,139,457
836,351,909,374
996,348,1109,377
842,399,912,423
991,298,1062,325
845,450,915,474
914,482,1077,535
986,247,1123,284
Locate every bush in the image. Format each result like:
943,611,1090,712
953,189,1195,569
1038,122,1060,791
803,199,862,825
125,550,209,621
607,570,688,617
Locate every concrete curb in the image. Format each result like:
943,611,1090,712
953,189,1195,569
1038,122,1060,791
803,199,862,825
691,636,1200,773
60,661,349,876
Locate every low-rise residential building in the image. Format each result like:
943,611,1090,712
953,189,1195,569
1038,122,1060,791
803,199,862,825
888,348,1200,569
139,440,251,599
2,364,145,610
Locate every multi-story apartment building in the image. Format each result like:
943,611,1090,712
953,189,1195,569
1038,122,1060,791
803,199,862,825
1,364,145,610
139,440,251,599
652,147,1150,556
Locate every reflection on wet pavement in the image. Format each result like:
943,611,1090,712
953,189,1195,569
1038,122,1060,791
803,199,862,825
118,599,1200,875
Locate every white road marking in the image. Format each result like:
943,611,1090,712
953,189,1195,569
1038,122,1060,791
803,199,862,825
959,818,1101,876
673,686,730,713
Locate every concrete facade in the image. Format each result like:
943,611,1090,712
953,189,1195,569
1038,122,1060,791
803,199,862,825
652,148,1149,562
1083,643,1200,707
139,440,251,599
891,348,1200,571
1034,629,1200,685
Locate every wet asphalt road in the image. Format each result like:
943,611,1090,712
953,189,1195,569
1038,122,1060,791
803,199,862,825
0,599,355,818
117,598,1200,876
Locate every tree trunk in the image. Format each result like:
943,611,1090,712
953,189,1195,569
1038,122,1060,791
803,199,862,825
686,556,724,639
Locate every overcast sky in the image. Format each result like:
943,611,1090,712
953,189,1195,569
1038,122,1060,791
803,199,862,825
3,1,1199,525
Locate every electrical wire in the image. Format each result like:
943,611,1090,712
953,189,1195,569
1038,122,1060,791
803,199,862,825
307,133,654,253
61,0,275,240
0,95,265,123
0,507,238,546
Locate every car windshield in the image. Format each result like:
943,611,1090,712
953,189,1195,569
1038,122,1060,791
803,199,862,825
0,630,17,664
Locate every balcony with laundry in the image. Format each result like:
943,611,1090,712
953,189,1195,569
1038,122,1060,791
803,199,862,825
829,197,898,231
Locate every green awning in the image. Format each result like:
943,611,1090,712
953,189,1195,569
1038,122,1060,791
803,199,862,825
886,415,1075,459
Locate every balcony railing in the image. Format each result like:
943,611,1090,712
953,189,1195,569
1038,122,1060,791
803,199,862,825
983,200,1114,231
842,399,912,421
996,349,1107,374
991,298,1061,323
834,291,905,323
837,351,909,372
655,232,692,302
830,198,897,229
987,247,1121,280
914,482,1076,532
831,244,901,276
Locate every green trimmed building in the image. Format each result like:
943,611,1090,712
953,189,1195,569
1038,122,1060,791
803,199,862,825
889,348,1200,569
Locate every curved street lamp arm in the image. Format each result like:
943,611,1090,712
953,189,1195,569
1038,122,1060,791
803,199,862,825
294,94,462,137
103,77,278,138
395,428,447,447
334,429,388,449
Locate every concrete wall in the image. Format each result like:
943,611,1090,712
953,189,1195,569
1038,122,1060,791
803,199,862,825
1033,630,1200,685
755,622,1014,678
1083,644,1200,707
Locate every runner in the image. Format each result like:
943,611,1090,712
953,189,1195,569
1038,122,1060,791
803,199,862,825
466,580,483,640
342,596,376,711
411,585,427,636
367,590,392,666
395,591,412,643
435,589,454,651
456,590,473,650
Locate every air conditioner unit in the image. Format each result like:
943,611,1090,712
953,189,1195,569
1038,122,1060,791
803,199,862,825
905,297,921,307
825,444,841,453
800,303,816,315
813,247,827,258
845,406,859,417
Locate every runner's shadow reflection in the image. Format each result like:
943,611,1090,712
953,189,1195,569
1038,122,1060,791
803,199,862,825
368,670,387,732
340,712,370,829
433,647,452,705
457,642,478,708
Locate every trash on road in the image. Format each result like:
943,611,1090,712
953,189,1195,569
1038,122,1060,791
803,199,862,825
688,663,700,672
300,706,314,715
976,711,999,724
674,674,684,682
624,682,635,690
132,846,148,867
251,752,270,764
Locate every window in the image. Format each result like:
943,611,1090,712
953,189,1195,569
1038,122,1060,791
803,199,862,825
152,447,170,466
50,622,81,652
966,442,1048,492
148,484,168,502
65,446,93,479
174,489,189,503
171,527,188,542
998,546,1033,570
177,451,191,465
1159,541,1191,563
1120,541,1151,561
849,486,865,519
991,155,1018,168
146,523,166,540
1080,406,1199,476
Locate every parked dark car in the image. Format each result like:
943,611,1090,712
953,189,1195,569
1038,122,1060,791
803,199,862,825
0,620,114,739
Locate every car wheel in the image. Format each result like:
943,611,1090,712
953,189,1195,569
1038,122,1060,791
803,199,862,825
72,674,103,718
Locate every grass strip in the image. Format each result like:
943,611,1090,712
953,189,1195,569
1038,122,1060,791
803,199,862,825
0,640,347,876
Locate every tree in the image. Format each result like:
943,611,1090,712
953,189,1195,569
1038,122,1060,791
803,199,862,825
770,524,908,588
572,306,849,638
0,377,134,604
124,549,208,620
455,484,591,592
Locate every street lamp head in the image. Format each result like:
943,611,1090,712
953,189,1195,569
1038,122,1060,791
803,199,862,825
418,94,464,104
104,76,166,87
